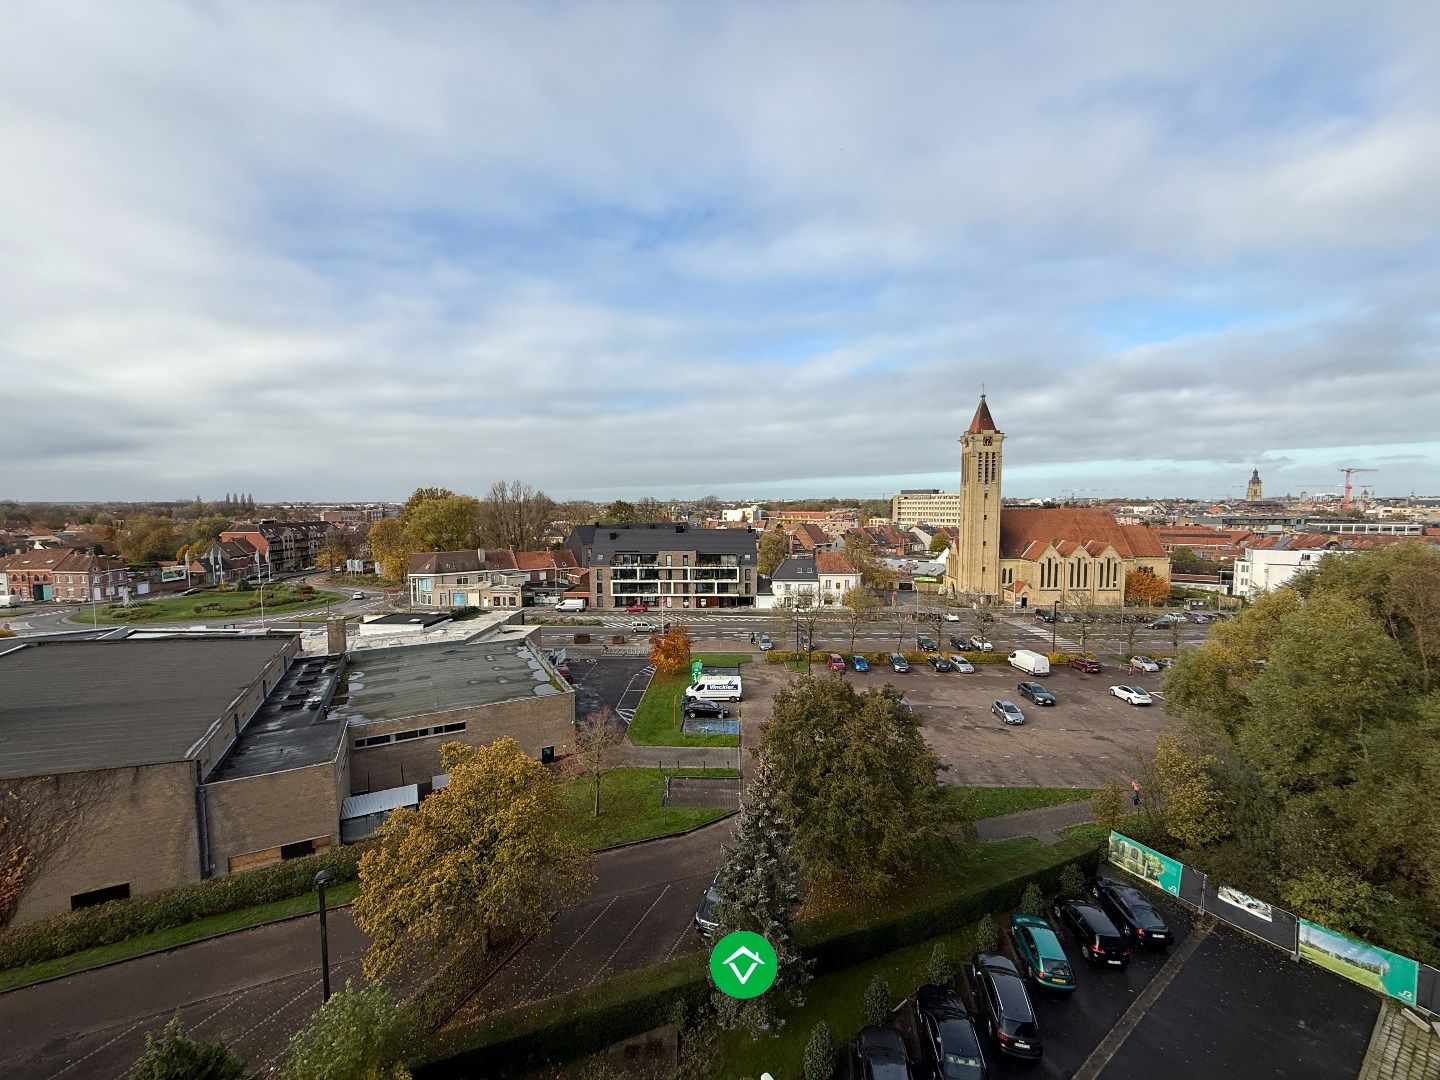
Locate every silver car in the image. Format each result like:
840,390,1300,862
992,699,1026,725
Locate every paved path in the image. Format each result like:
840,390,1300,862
614,744,741,769
1359,1002,1440,1080
974,799,1095,843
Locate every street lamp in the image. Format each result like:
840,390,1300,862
1051,600,1060,652
314,867,336,1002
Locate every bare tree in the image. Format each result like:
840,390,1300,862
480,480,557,551
971,599,996,648
841,586,880,653
569,709,628,818
1,775,105,928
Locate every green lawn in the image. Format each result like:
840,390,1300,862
564,767,739,849
719,922,980,1079
68,585,345,624
627,653,749,748
0,880,358,993
951,784,1096,821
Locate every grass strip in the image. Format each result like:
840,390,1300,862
564,768,740,849
955,784,1096,821
626,653,749,748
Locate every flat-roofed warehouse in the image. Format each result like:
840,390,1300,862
0,627,573,925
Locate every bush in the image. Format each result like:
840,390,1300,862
974,914,999,954
448,606,481,621
1019,883,1045,917
0,845,363,972
924,942,952,985
1058,863,1087,901
860,973,892,1026
802,1021,835,1080
129,1018,246,1080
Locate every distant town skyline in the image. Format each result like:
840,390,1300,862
2,2,1436,502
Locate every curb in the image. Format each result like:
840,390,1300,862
593,810,740,853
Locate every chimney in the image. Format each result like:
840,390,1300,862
326,615,347,655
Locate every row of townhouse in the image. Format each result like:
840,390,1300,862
407,548,579,609
216,521,333,578
0,546,135,603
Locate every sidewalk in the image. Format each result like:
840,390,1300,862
1359,1002,1440,1080
974,799,1095,844
613,744,741,770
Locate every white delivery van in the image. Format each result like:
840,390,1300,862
1008,649,1051,676
685,676,743,702
554,598,588,611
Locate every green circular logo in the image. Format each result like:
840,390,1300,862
709,931,778,999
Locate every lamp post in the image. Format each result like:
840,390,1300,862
314,867,336,1002
1050,600,1060,653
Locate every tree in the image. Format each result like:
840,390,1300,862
974,913,999,953
649,624,693,677
1058,863,1087,901
118,515,177,565
601,500,638,524
1143,737,1226,847
860,973,891,1026
130,1018,246,1080
1090,779,1126,836
1124,568,1168,607
366,517,414,583
353,738,594,977
841,586,880,652
279,981,410,1080
1019,882,1045,917
928,532,950,555
761,678,950,900
1,775,105,927
570,710,626,817
1168,546,1214,575
480,480,557,550
403,495,483,551
317,532,355,574
924,942,953,985
802,1021,836,1080
971,601,996,647
758,529,790,577
403,486,457,514
634,497,668,522
711,761,810,1034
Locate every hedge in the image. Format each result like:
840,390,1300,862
413,838,1101,1077
0,844,365,972
764,650,1077,667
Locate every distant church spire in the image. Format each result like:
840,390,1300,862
1246,469,1263,502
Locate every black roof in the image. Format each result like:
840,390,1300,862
770,556,818,582
575,523,758,560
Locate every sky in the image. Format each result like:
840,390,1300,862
1,1,1438,504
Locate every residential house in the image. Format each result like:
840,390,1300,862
0,547,132,603
408,549,525,609
760,553,862,609
218,520,333,576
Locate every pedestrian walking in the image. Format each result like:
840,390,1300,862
1131,779,1142,807
750,631,756,644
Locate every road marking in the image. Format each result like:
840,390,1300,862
530,897,619,993
50,1017,148,1077
588,886,672,986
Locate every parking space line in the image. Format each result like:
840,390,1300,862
531,897,619,991
50,1018,148,1078
589,886,671,986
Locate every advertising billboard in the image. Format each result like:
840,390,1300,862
160,566,188,582
1107,832,1183,896
1299,919,1419,1006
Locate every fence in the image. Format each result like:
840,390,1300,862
1106,831,1440,1016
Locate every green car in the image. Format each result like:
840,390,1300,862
1010,914,1076,992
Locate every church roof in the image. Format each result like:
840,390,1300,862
999,508,1167,561
967,395,997,434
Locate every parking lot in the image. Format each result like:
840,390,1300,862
860,888,1380,1080
844,658,1170,787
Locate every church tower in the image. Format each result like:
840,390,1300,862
1246,469,1262,502
948,395,1004,598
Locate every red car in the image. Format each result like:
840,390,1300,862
827,653,847,673
1069,656,1102,673
625,604,646,614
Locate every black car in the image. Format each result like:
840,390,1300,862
681,696,730,720
856,1025,913,1080
928,655,954,672
1090,876,1172,947
917,635,939,653
1055,900,1131,966
1017,681,1055,706
693,871,723,936
967,952,1042,1060
949,634,969,650
914,984,988,1079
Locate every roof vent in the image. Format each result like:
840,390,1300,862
609,532,618,540
675,524,685,533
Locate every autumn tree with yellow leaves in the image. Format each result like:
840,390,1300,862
649,624,693,677
353,738,594,978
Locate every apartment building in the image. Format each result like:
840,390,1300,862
566,523,759,609
890,489,962,529
218,520,333,576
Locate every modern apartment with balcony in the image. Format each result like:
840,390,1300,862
565,523,759,609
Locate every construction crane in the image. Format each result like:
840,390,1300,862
1339,467,1377,512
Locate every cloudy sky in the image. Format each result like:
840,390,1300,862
2,1,1438,503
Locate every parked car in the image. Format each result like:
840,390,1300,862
693,871,723,936
625,603,646,614
554,661,572,680
928,655,954,672
914,984,988,1080
1035,610,1056,624
949,655,976,673
1090,876,1172,947
828,653,847,673
1069,656,1102,673
798,633,811,650
967,952,1042,1060
970,635,994,651
850,654,870,672
758,634,773,651
890,653,911,673
682,696,731,720
992,699,1025,725
1010,914,1076,992
1017,681,1056,706
1110,685,1153,706
917,635,939,653
944,611,962,622
1156,656,1177,669
949,634,970,650
1129,655,1161,673
1058,612,1076,623
1055,900,1131,966
856,1025,914,1080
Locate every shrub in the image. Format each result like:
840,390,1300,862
1091,780,1127,835
924,942,952,985
129,1018,246,1080
974,913,999,954
448,606,481,621
0,845,363,972
279,980,408,1080
1058,863,1087,901
1019,883,1045,917
860,973,892,1026
803,1020,836,1080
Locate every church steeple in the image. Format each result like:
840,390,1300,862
1246,469,1263,502
968,393,997,434
948,394,1004,599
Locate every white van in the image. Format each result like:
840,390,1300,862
685,676,743,702
1008,649,1051,676
554,598,588,612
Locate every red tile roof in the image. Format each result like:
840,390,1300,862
791,523,831,549
999,508,1168,561
815,552,859,576
967,395,997,433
